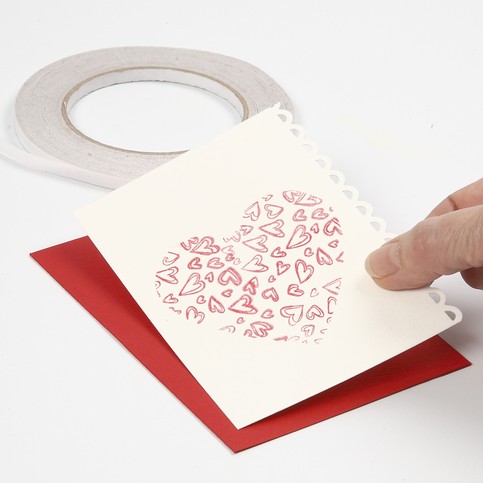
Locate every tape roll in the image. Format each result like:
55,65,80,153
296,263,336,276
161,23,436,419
10,47,293,188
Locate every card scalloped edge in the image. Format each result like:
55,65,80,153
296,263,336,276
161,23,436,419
271,103,462,325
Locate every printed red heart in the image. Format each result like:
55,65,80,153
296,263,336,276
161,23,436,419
287,284,304,297
186,306,205,324
243,202,261,221
295,259,314,284
280,305,304,325
218,267,243,286
316,248,333,266
179,273,205,296
229,294,258,314
301,324,315,337
276,261,290,276
239,225,254,236
188,257,202,269
264,204,284,219
286,225,312,249
312,208,328,220
292,209,307,222
243,235,268,252
262,287,279,302
306,304,324,320
154,191,344,344
208,296,225,313
270,247,287,258
207,257,224,269
242,277,259,295
156,267,179,284
191,236,220,255
259,220,285,238
162,252,180,266
323,217,343,236
249,321,274,337
242,254,268,272
162,293,178,304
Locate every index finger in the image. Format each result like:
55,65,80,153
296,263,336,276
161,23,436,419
428,178,483,217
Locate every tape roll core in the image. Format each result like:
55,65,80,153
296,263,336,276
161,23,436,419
14,47,293,187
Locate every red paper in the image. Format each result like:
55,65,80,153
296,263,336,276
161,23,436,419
31,237,470,452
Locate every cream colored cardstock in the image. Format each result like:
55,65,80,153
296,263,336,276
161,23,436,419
76,107,461,429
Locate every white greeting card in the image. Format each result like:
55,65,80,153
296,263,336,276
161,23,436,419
76,107,461,429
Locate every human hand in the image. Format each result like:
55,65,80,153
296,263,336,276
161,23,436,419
365,178,483,290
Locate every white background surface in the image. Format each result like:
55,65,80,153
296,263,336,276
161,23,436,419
0,1,481,482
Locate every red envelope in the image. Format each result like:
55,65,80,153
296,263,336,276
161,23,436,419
31,237,470,453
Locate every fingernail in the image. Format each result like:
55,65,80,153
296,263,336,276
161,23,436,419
365,242,401,279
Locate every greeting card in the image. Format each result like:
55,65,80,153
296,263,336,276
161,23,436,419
76,107,461,429
31,236,469,452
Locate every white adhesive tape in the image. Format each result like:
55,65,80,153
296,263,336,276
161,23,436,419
3,47,293,189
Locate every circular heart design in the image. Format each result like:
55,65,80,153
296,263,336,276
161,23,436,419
154,190,344,345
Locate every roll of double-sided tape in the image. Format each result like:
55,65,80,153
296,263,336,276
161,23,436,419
2,47,292,189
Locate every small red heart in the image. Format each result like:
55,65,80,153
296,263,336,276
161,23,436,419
208,296,225,313
243,235,268,252
292,209,307,222
242,254,268,272
218,267,242,286
306,305,324,320
190,236,220,255
323,217,343,236
242,277,259,295
162,293,178,304
204,272,214,282
316,247,333,266
295,259,314,284
162,252,180,266
312,208,328,220
249,321,274,337
322,278,341,295
264,203,284,219
261,309,274,319
261,287,279,302
207,257,224,269
276,260,290,276
239,225,254,236
270,247,287,258
179,273,205,296
229,294,258,314
243,201,261,221
259,220,285,238
186,306,205,324
280,305,304,325
286,225,311,249
188,257,202,269
156,267,179,284
301,324,315,337
287,284,304,297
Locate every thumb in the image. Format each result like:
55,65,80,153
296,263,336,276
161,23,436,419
365,205,483,290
